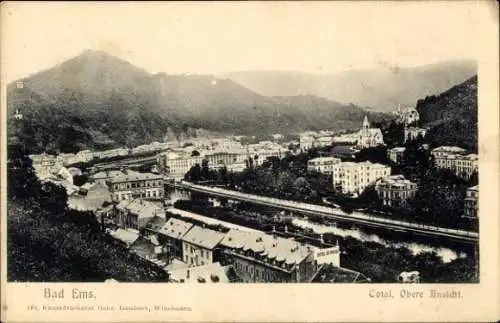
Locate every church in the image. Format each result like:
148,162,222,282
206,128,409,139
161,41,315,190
357,116,385,148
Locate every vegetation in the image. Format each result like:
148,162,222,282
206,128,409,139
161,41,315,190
7,144,168,282
416,75,478,152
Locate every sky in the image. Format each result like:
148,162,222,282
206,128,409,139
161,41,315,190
1,1,492,83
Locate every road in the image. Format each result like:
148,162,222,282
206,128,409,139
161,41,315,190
167,181,479,244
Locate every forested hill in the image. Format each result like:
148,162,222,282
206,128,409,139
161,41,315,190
416,75,478,152
7,50,388,154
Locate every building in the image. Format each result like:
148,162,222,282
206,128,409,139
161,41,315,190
357,116,385,148
395,105,420,125
307,157,341,175
182,225,225,267
431,146,467,158
75,150,94,163
160,152,203,180
90,169,141,186
464,185,479,218
404,126,427,143
219,229,318,283
115,198,165,230
432,147,478,179
109,172,164,201
299,132,317,151
331,133,359,145
332,161,391,196
454,154,479,179
387,147,406,164
158,218,194,260
375,175,418,208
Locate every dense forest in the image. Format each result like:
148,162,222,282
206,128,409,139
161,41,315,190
416,75,478,152
7,144,168,282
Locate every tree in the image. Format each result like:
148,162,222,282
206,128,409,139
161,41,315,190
294,177,311,197
201,159,210,181
39,181,68,215
184,163,201,182
191,150,200,157
73,174,89,186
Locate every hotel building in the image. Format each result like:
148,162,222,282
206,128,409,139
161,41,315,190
307,157,341,175
332,161,391,196
108,172,164,201
375,175,418,208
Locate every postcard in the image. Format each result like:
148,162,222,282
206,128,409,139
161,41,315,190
1,1,499,322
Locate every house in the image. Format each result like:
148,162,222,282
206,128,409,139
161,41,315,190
68,182,112,211
158,218,194,260
181,225,225,267
115,199,165,230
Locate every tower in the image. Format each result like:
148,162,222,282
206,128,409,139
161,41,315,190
362,115,370,130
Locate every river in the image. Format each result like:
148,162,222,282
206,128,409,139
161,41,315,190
292,218,468,263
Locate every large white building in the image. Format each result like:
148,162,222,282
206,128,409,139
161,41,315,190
332,161,391,196
307,157,341,175
431,146,478,179
357,116,385,148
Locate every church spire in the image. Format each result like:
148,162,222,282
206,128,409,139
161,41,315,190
363,115,370,129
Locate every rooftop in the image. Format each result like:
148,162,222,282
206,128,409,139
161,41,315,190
220,229,312,266
109,228,140,245
182,225,225,250
159,218,194,239
110,172,164,184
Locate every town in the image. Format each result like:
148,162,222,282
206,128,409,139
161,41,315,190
15,104,479,284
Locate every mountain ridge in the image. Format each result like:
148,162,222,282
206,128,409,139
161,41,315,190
221,60,477,111
7,50,390,154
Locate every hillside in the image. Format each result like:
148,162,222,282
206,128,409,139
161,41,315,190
7,50,388,154
417,75,478,152
221,60,477,111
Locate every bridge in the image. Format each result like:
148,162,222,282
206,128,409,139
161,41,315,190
166,181,479,244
